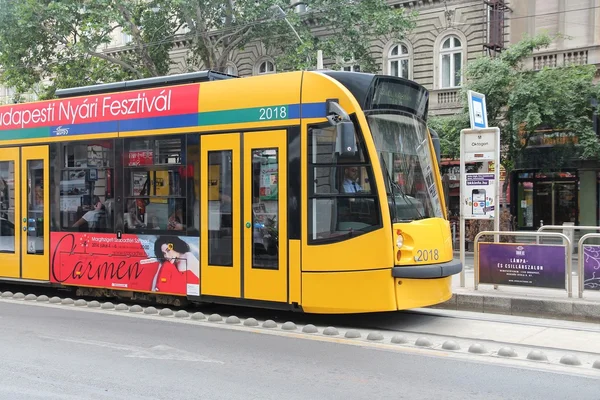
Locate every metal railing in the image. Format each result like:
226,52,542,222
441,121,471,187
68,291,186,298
474,230,572,297
537,225,600,246
577,233,600,298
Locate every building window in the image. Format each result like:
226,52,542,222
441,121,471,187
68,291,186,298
53,141,115,233
225,63,238,76
122,32,132,45
440,35,463,88
257,60,275,75
340,57,360,72
307,122,380,244
388,44,410,79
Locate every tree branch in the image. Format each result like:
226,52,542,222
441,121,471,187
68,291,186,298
35,10,143,78
114,3,159,76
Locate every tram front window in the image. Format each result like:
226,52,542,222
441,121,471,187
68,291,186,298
368,113,443,222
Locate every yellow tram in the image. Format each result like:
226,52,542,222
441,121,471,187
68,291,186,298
0,70,461,313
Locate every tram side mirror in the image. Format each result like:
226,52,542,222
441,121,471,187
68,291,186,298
335,121,357,157
326,99,357,157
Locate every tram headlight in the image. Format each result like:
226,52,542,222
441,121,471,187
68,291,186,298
396,233,404,248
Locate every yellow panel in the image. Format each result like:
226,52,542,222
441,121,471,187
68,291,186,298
243,130,287,302
299,73,395,273
0,147,20,279
198,72,302,112
200,133,241,298
395,276,453,310
288,240,301,304
301,269,397,314
393,218,453,266
20,145,49,281
302,228,393,272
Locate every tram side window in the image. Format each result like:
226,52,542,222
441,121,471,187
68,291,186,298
307,123,381,243
54,141,115,232
123,135,199,236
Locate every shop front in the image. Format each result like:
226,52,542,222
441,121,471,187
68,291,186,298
511,170,578,230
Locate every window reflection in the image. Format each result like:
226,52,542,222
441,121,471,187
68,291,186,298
308,124,380,243
58,142,114,232
123,135,199,235
27,160,44,254
51,136,199,236
208,150,233,266
0,161,15,253
252,148,278,269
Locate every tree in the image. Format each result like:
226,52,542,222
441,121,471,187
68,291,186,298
433,34,600,192
0,0,416,99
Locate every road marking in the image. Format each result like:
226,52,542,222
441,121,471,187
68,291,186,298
38,334,225,364
4,299,600,378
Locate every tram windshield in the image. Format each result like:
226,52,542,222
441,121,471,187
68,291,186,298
368,112,443,222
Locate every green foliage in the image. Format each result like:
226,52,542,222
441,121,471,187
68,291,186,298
428,113,469,158
0,0,416,97
435,33,600,174
264,0,417,72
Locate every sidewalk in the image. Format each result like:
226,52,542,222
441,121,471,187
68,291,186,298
429,252,600,322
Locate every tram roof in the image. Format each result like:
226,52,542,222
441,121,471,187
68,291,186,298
54,70,236,99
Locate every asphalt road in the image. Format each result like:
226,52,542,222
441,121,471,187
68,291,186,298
0,302,598,400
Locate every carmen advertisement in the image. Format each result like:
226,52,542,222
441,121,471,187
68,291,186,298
583,245,600,291
478,243,566,289
51,233,199,296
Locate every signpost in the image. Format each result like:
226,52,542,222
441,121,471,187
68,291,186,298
467,90,488,129
459,90,501,287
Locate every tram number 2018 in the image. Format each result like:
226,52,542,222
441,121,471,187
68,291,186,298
415,249,439,262
259,106,287,120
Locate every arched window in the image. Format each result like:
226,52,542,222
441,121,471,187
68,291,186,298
388,43,410,79
440,35,462,88
340,57,360,72
257,60,275,75
225,63,238,76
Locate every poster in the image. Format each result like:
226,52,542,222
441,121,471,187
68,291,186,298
259,163,278,201
583,245,600,291
50,232,199,296
462,173,495,219
478,243,566,289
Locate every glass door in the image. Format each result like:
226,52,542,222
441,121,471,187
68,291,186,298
534,181,578,227
534,182,553,227
200,133,241,298
21,146,50,280
554,181,577,225
0,148,20,278
243,130,287,302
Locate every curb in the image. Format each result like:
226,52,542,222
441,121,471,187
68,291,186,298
429,292,600,322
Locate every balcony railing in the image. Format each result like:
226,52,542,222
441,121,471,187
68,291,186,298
429,88,462,115
532,48,593,70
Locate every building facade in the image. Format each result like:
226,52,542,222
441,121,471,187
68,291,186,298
508,0,600,231
0,0,493,115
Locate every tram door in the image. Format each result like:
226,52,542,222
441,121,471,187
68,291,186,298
0,146,50,281
200,131,288,302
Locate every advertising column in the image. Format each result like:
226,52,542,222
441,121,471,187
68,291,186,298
459,91,500,287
